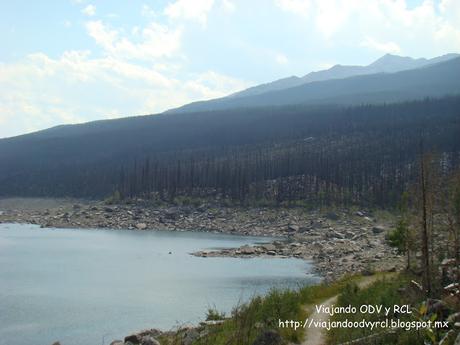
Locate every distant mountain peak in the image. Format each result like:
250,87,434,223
213,52,460,105
167,55,460,113
369,53,423,69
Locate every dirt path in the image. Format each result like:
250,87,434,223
301,274,390,345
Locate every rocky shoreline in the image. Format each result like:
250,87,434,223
0,198,404,280
0,198,405,345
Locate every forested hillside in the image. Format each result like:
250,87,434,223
1,96,459,207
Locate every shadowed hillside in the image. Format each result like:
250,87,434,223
0,96,459,207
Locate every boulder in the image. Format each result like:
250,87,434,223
261,244,276,251
125,334,141,344
328,231,344,239
372,226,385,234
448,312,460,324
287,224,299,232
125,329,161,344
240,245,255,255
197,204,207,212
110,341,124,345
361,268,374,276
164,208,180,220
136,223,147,230
141,336,160,345
427,299,451,320
182,328,199,345
252,329,284,345
442,258,456,266
455,332,460,345
325,212,339,220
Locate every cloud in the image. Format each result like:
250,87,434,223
0,49,248,138
85,20,182,60
0,0,251,138
82,4,96,16
273,0,460,53
164,0,215,25
275,53,289,65
361,36,401,54
221,0,236,13
3,0,460,138
141,4,156,18
274,0,311,17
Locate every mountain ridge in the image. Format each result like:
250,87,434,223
167,55,460,113
225,53,459,100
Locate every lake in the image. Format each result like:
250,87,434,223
0,223,319,345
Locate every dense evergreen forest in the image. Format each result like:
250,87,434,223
117,96,460,207
2,96,458,208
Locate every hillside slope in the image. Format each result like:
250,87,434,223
0,96,459,205
227,53,459,99
170,57,460,113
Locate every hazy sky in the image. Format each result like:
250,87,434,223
1,0,459,138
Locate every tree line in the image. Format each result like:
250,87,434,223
116,96,460,208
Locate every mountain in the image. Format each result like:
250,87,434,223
1,54,459,205
0,96,459,205
169,56,460,113
226,53,459,99
227,76,304,99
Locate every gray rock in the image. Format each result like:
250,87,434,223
165,208,180,220
240,245,255,255
328,231,344,239
261,244,276,251
141,336,160,345
182,328,199,345
110,341,124,345
448,312,460,323
136,223,147,230
455,332,460,345
287,224,299,232
125,334,141,343
372,226,385,234
441,258,456,266
252,329,284,345
427,299,450,319
326,212,339,220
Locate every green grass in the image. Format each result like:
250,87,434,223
158,275,365,345
326,273,432,345
159,273,452,345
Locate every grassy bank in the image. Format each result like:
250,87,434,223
157,275,363,345
157,272,458,345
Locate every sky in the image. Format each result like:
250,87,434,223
1,0,460,138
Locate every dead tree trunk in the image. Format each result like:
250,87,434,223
420,154,432,296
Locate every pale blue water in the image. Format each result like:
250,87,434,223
0,223,319,345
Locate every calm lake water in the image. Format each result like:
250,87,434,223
0,223,319,345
